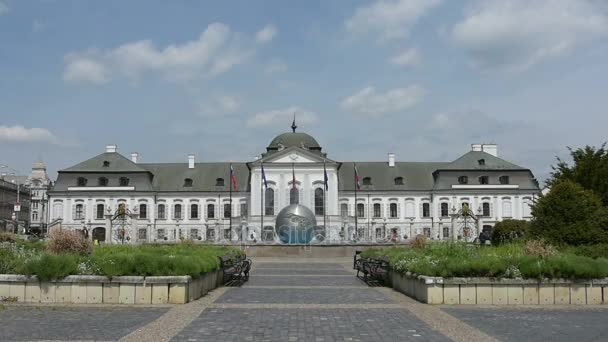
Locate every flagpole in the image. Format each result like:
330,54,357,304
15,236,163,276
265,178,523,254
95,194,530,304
260,161,264,237
354,163,358,240
229,163,232,238
323,159,327,233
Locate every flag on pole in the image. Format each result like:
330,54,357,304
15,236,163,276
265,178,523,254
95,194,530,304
292,163,297,190
230,164,239,192
354,164,361,190
261,162,268,189
323,159,329,191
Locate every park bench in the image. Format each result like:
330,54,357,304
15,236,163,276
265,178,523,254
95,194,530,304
354,251,389,286
219,253,252,286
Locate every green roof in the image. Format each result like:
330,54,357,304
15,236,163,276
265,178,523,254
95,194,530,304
61,152,149,173
439,151,525,170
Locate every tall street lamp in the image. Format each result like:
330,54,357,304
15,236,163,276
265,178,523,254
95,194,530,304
1,165,23,232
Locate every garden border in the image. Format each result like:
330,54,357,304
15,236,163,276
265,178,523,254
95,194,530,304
0,270,223,304
389,271,608,305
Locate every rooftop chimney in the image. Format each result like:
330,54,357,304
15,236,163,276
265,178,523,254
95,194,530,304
481,144,498,157
131,152,139,163
188,154,195,169
388,152,396,167
471,144,482,152
106,144,117,153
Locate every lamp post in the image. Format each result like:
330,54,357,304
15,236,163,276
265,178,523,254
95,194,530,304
1,165,23,232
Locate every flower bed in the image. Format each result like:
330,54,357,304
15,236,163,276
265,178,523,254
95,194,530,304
362,243,608,305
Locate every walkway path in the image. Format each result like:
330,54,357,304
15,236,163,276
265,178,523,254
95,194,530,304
1,257,607,341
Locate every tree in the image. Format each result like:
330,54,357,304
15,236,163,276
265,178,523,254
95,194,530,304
547,144,608,206
530,180,608,245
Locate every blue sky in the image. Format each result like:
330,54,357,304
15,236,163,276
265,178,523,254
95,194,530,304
1,0,608,182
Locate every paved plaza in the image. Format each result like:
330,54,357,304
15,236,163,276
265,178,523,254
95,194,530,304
1,258,608,341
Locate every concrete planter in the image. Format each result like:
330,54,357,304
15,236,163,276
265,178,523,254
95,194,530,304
389,271,608,305
0,270,222,304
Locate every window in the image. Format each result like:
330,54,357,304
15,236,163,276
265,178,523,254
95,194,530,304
390,203,398,218
98,177,108,186
441,203,449,217
75,204,84,220
157,204,166,219
240,203,248,217
118,203,126,217
53,202,63,219
499,176,510,184
190,229,199,240
174,204,182,219
119,177,129,186
184,178,193,187
32,202,38,210
373,203,381,218
443,227,450,239
190,204,199,219
394,177,404,185
96,204,104,219
341,203,348,217
362,177,372,185
77,177,87,186
422,203,430,217
314,188,324,216
357,203,365,218
138,229,147,240
223,203,231,218
216,178,225,186
290,187,299,205
458,176,468,184
139,204,147,219
157,229,166,240
502,199,513,217
103,161,110,167
32,211,38,221
479,176,489,184
478,159,485,166
522,198,532,217
423,227,431,238
482,202,491,216
265,188,274,215
207,204,215,219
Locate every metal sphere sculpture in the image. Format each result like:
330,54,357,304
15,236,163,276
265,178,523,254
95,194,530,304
275,204,317,244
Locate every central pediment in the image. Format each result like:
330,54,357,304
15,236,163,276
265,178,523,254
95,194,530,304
256,146,334,164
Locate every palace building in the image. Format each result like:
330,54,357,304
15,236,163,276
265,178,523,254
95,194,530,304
47,125,540,244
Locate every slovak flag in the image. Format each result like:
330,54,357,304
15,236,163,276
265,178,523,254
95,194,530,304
323,159,329,191
354,164,361,190
261,162,268,189
230,164,239,192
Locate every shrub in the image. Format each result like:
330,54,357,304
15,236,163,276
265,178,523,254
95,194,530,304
566,244,608,259
47,229,92,255
491,220,530,245
530,180,608,245
0,232,16,243
411,235,427,249
18,253,80,281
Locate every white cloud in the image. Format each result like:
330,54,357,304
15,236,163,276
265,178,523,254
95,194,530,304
264,59,288,73
389,47,421,66
346,0,441,41
452,0,608,72
0,1,8,16
63,23,268,83
0,125,58,144
217,96,239,113
256,24,278,43
247,106,318,128
197,95,240,117
340,85,425,116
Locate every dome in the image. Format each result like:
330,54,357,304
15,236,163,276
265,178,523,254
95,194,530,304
268,132,321,151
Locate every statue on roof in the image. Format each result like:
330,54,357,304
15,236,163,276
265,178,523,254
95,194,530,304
291,113,297,133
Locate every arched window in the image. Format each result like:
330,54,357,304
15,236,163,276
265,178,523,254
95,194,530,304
103,161,110,167
118,203,126,217
139,203,147,219
422,203,430,217
390,203,398,218
441,202,449,217
77,177,87,186
265,188,275,216
96,203,104,219
216,178,225,186
340,203,348,217
223,203,231,218
482,202,491,217
458,176,468,184
53,202,63,219
478,176,489,184
98,177,108,186
522,197,533,217
314,188,324,216
119,177,129,186
394,177,404,185
190,204,199,219
502,199,512,218
174,204,182,219
184,178,193,187
157,204,166,219
207,204,215,219
362,177,372,185
357,203,365,218
373,203,381,218
290,187,299,205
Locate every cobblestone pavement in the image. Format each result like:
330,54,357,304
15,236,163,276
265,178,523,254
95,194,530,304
0,306,168,341
443,307,608,342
